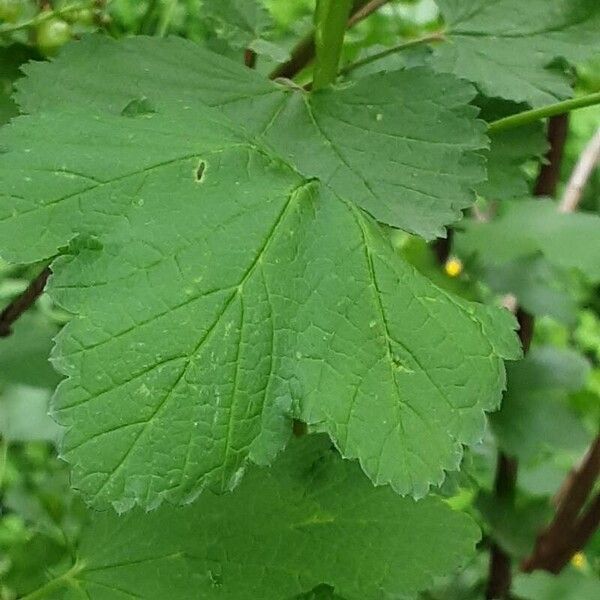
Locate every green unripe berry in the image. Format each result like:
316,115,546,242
36,18,72,57
0,0,23,23
64,7,95,26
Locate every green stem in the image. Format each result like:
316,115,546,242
0,437,7,490
19,561,86,600
158,0,178,37
313,0,353,90
489,92,600,133
339,32,445,76
0,2,88,34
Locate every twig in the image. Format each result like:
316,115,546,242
269,0,391,80
339,32,444,76
0,2,87,34
0,267,51,338
559,127,600,212
534,115,570,196
487,453,519,600
521,436,600,573
488,93,600,135
347,0,390,27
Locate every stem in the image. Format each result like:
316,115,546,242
313,0,353,90
560,126,600,212
521,436,600,573
0,2,88,34
0,437,8,491
489,92,600,134
347,0,390,27
339,32,445,76
534,115,570,197
157,0,177,37
0,267,51,337
269,0,391,80
486,453,519,600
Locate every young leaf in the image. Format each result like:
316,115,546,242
22,436,481,600
0,36,520,509
431,0,600,107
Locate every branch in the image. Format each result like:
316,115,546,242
534,115,569,197
347,0,390,27
487,453,519,600
269,0,391,80
0,267,51,338
559,127,600,212
521,436,600,573
339,32,444,77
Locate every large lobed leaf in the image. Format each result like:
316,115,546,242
23,436,480,600
432,0,600,107
0,36,519,510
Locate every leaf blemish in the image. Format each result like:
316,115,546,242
195,160,207,183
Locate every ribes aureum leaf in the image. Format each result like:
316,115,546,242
23,436,480,600
0,36,520,509
432,0,600,107
15,35,487,240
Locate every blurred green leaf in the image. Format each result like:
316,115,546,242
0,385,62,442
458,200,600,283
491,347,592,461
513,568,600,600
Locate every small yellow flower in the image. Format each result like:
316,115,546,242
444,257,463,278
571,552,587,571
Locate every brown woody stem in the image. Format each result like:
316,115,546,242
0,267,51,338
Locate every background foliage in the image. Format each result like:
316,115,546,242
0,1,599,599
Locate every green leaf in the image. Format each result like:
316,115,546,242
15,35,488,240
0,36,519,509
294,585,345,600
476,492,553,558
479,123,546,200
475,99,547,200
491,346,592,461
202,0,289,62
457,199,600,282
478,256,585,325
513,568,600,600
0,44,36,127
0,385,62,443
22,436,480,600
0,313,62,389
202,0,272,46
432,0,600,106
